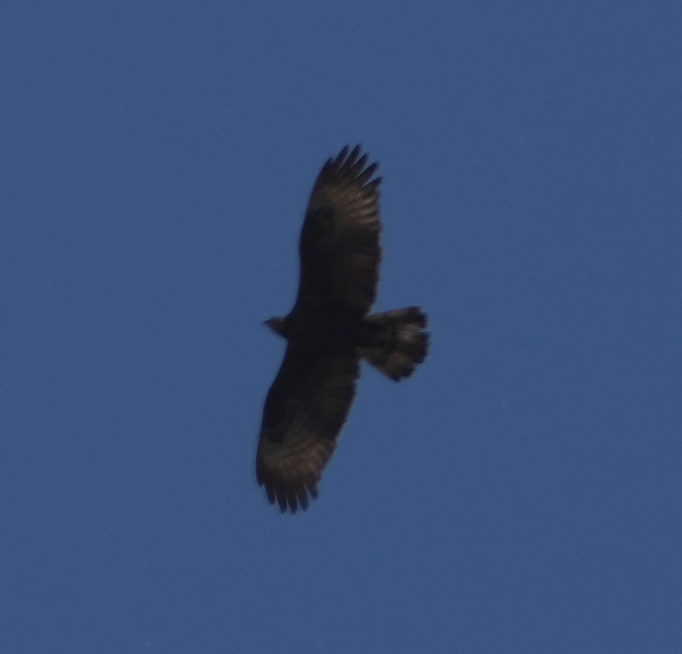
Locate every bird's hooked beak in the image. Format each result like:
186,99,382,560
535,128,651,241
264,316,287,337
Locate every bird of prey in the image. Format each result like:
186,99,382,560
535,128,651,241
256,145,429,513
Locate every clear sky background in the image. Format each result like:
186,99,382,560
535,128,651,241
2,2,681,652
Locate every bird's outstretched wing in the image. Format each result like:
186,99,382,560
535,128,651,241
295,145,382,316
256,147,383,513
256,342,360,513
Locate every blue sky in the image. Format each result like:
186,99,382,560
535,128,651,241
2,2,681,652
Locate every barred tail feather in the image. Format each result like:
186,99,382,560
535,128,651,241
360,306,429,381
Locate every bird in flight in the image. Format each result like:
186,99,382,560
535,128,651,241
256,145,429,513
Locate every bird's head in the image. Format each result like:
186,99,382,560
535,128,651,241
264,315,288,338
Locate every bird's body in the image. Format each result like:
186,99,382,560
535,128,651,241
256,146,429,513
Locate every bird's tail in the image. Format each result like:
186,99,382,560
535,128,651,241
360,306,429,381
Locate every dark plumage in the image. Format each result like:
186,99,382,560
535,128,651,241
256,146,429,513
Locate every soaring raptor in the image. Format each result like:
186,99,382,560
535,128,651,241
256,146,429,513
